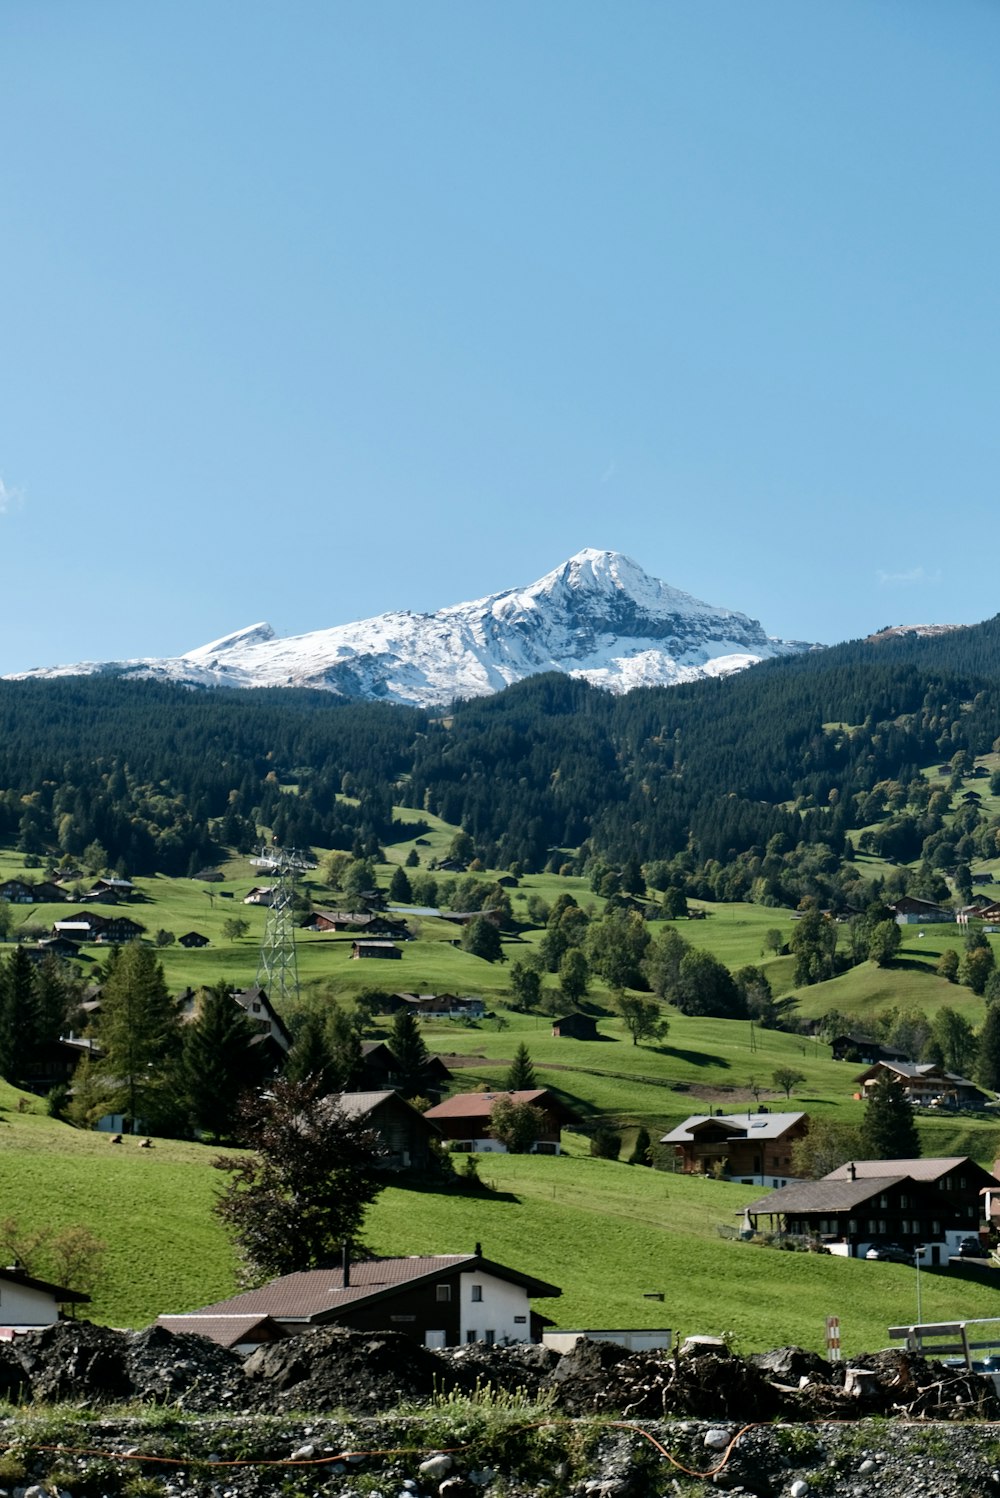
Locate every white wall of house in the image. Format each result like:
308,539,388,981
458,1271,533,1344
0,1278,62,1332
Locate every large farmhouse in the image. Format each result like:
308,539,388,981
159,1249,560,1350
661,1110,809,1188
743,1156,998,1262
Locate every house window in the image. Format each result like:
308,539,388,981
466,1330,477,1343
514,1315,526,1324
436,1285,451,1303
485,1330,496,1346
471,1285,483,1302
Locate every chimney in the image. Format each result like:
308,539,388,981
474,1241,482,1258
848,1161,856,1182
341,1240,351,1287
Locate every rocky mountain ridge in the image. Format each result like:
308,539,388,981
9,548,817,707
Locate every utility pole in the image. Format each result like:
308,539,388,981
250,844,314,1005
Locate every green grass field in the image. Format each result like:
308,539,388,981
4,1084,1000,1357
6,770,1000,1356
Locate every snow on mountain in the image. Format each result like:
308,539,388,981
8,549,818,706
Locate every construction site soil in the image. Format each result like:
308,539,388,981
2,1323,1000,1495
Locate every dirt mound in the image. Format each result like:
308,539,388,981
122,1324,250,1411
15,1321,133,1404
438,1339,559,1398
242,1324,475,1412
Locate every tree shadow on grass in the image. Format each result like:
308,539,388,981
393,1174,520,1204
659,1046,731,1069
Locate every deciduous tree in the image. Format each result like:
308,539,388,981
214,1078,386,1281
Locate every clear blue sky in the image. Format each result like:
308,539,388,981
2,2,998,673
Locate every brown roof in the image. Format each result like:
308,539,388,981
186,1254,560,1321
156,1314,285,1349
424,1089,561,1121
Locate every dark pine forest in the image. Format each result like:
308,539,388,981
5,614,1000,909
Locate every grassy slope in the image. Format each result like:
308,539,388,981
5,759,1000,1346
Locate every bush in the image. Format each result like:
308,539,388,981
590,1127,622,1160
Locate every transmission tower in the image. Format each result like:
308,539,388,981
251,845,314,1004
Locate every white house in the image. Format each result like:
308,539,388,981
0,1264,89,1337
158,1249,561,1350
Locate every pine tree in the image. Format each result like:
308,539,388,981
183,982,266,1139
0,946,38,1084
859,1070,921,1160
505,1042,536,1091
95,944,180,1133
389,1007,430,1098
389,865,413,903
978,1004,1000,1091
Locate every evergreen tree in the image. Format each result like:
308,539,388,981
978,1005,1000,1092
0,946,38,1084
389,1007,430,1098
285,1010,339,1093
183,982,265,1139
92,944,180,1132
859,1070,921,1160
628,1126,652,1166
505,1042,536,1091
388,865,413,903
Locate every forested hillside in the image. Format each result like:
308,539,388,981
3,614,1000,901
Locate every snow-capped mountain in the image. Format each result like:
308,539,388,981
9,549,817,707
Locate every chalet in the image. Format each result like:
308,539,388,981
551,1013,599,1041
81,874,135,898
178,931,210,949
19,1036,101,1095
423,1089,581,1155
438,909,503,929
89,877,136,900
94,914,145,944
191,868,225,883
243,886,275,906
403,993,486,1020
830,1034,909,1065
358,1040,452,1099
230,987,292,1056
34,935,81,960
32,881,69,903
855,1059,990,1110
743,1156,998,1263
661,1110,809,1187
159,1248,560,1350
333,1090,443,1172
887,896,952,925
351,940,401,960
308,911,411,939
0,1263,90,1335
0,879,37,904
53,917,103,943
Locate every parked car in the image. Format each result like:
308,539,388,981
865,1243,912,1263
952,1236,983,1259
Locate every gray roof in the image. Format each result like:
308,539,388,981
825,1157,975,1183
661,1111,806,1144
743,1175,911,1216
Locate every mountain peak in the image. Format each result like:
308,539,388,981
7,552,818,705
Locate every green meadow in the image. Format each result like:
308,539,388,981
5,768,1000,1352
